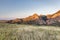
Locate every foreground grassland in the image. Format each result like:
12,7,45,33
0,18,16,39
0,23,60,40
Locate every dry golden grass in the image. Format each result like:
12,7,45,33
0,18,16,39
0,23,60,40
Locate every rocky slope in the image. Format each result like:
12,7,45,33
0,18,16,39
6,10,60,26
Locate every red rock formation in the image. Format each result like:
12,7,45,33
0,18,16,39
46,10,60,19
23,13,39,23
51,10,60,18
5,10,60,26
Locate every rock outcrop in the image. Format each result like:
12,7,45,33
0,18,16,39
6,10,60,26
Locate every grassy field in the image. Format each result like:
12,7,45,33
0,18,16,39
0,23,60,40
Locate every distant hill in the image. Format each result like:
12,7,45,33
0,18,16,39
0,18,15,20
1,10,60,26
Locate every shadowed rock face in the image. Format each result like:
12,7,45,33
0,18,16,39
35,15,47,25
41,15,47,21
6,10,60,26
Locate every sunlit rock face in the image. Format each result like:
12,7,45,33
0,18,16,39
46,10,60,19
46,14,52,19
22,15,48,25
22,13,39,24
51,10,60,18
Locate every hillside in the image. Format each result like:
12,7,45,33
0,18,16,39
1,10,60,26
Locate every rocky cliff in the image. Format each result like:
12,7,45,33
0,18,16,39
6,10,60,26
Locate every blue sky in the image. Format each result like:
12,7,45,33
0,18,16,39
0,0,60,19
